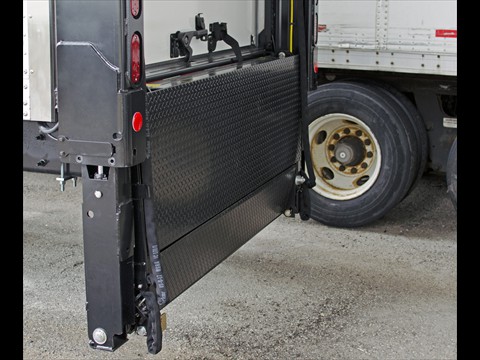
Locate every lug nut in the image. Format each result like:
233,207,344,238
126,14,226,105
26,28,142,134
351,168,358,174
333,133,340,140
339,165,346,171
356,130,363,136
328,144,335,151
367,151,373,158
344,128,351,134
330,156,337,163
361,162,368,169
364,139,371,146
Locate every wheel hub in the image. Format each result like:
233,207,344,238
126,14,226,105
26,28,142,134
308,114,382,200
334,136,365,166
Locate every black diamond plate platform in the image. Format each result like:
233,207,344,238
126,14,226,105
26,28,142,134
146,56,301,253
160,166,297,302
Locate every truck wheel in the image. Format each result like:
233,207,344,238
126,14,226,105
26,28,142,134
447,137,457,210
306,81,418,227
342,78,428,198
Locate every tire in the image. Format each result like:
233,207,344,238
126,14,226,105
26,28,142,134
447,137,457,210
342,78,429,198
306,81,418,227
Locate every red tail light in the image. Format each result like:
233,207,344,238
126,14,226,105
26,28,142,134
131,33,141,84
131,0,141,18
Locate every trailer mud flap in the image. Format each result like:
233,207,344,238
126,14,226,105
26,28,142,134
143,55,301,304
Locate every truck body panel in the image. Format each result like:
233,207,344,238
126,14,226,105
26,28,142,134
23,0,54,122
315,0,457,76
144,0,264,65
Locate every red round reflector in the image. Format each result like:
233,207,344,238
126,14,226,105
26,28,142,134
132,112,143,132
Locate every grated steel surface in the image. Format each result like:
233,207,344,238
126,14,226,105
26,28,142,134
146,56,301,251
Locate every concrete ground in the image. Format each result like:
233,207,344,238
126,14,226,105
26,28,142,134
23,171,457,359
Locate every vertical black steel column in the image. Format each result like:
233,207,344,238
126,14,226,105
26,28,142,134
81,166,135,350
55,0,147,351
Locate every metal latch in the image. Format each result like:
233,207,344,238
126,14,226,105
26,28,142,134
170,14,243,67
170,14,208,63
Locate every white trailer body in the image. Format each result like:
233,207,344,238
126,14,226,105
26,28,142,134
315,0,457,76
23,0,54,122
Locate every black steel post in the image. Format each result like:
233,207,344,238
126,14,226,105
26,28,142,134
81,165,135,351
54,0,150,351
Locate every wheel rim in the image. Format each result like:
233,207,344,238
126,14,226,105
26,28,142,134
308,113,381,200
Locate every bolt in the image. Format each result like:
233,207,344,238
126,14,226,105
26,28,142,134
23,112,28,117
59,151,66,157
361,162,368,169
367,151,373,158
92,328,107,345
24,85,28,89
328,144,335,151
24,70,28,75
278,52,286,59
339,165,346,171
333,133,340,140
24,101,28,106
94,191,103,199
351,168,358,174
284,208,292,217
356,130,363,137
330,156,337,163
136,326,147,336
58,136,66,142
295,175,306,186
344,128,351,134
364,139,371,146
30,69,34,74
